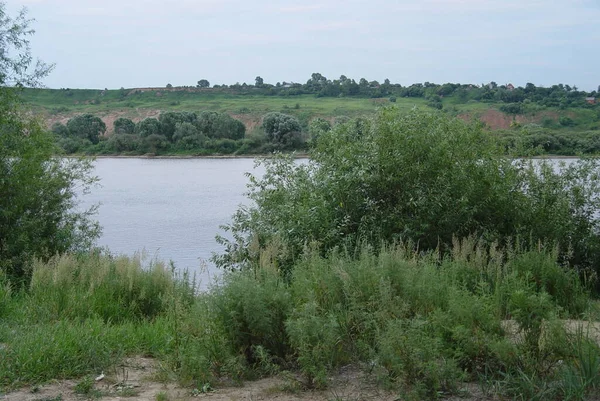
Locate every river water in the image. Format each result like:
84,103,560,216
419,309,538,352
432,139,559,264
79,158,266,287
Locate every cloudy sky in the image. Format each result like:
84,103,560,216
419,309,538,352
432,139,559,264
8,0,600,90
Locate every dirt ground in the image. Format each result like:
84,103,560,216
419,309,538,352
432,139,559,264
0,357,492,401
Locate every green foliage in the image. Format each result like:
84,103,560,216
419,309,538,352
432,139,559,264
261,112,303,148
500,102,524,115
113,117,135,135
560,115,576,127
50,122,69,137
1,106,99,284
1,244,598,398
66,114,106,144
307,117,331,145
209,269,292,362
196,111,245,140
286,302,346,388
378,319,465,398
26,253,194,323
135,117,161,138
159,111,196,141
217,108,600,278
107,133,141,153
0,3,53,87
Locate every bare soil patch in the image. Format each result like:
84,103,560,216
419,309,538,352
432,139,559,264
1,358,494,401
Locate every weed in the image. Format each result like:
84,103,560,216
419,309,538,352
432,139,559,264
73,375,101,398
155,391,169,401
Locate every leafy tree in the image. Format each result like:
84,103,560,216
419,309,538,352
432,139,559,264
197,79,210,88
66,114,106,144
113,117,135,135
51,122,70,137
172,121,200,143
159,111,197,141
135,118,161,138
141,134,168,154
107,133,140,153
262,112,302,147
196,111,245,140
500,103,524,115
0,3,99,284
166,83,173,89
255,76,264,87
217,108,600,279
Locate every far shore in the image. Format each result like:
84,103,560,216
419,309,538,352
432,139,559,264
64,153,592,160
66,153,310,159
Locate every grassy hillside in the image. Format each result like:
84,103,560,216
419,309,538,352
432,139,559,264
20,87,600,156
22,87,599,131
22,88,423,133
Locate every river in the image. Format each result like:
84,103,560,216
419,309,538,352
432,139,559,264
79,158,266,288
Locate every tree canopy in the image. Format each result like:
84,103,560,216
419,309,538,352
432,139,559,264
0,3,99,284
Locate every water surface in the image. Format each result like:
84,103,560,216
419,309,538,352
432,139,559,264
79,158,264,287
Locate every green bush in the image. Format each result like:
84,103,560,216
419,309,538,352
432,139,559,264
217,108,600,280
209,270,292,363
377,319,465,399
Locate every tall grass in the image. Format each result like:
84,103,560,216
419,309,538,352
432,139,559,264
24,252,194,323
1,241,599,399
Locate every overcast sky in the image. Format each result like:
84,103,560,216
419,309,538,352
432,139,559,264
8,0,600,90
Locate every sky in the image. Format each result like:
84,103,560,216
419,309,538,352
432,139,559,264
7,0,600,91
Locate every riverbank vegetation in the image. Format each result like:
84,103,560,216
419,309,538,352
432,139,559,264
20,75,600,157
2,244,600,400
3,3,600,400
4,107,600,400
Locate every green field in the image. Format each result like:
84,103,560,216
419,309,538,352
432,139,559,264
22,88,427,125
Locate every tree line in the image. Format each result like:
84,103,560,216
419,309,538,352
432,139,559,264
177,74,598,109
51,111,320,155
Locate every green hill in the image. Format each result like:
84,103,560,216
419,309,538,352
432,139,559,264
20,84,600,156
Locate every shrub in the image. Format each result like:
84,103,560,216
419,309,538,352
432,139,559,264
216,108,600,279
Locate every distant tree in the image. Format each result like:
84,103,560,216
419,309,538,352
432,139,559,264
51,122,70,137
197,79,210,88
107,133,141,153
172,121,200,143
166,83,173,89
525,82,536,93
159,111,197,141
196,111,245,140
135,118,161,138
113,117,135,135
262,112,302,147
141,134,168,154
66,114,106,144
500,103,524,115
255,76,264,87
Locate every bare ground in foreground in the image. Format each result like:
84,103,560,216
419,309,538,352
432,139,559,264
1,357,492,401
4,320,600,401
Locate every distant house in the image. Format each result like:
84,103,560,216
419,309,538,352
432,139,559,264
506,83,515,91
585,97,596,105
